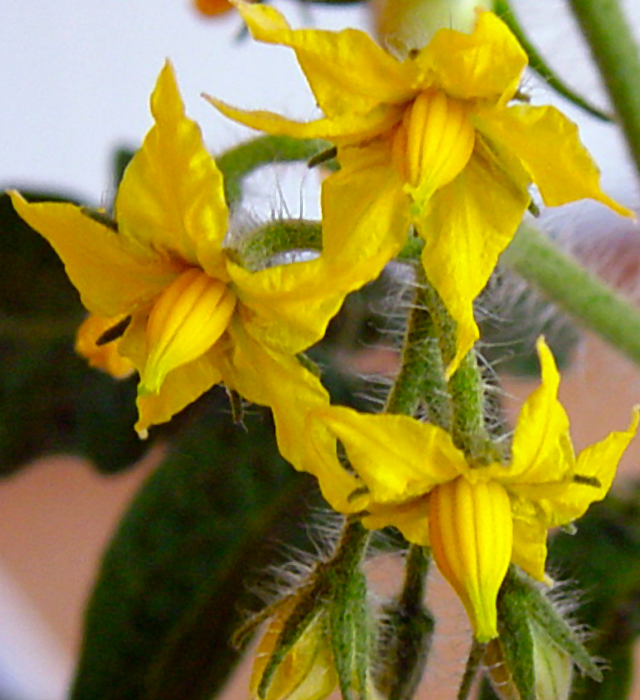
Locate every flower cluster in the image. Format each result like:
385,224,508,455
10,3,638,698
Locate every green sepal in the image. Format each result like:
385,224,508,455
70,395,322,700
495,570,537,700
509,569,601,681
329,564,370,700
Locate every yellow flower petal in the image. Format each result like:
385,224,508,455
321,138,410,270
140,269,236,395
310,407,465,505
8,192,177,317
417,136,529,375
116,61,230,280
547,407,639,527
508,338,573,482
233,0,416,115
206,96,404,147
415,12,526,104
510,512,548,582
120,313,223,437
429,476,513,641
362,499,430,546
475,104,633,217
75,314,134,378
220,321,359,510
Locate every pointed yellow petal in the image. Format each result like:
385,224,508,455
475,105,633,217
415,12,526,104
206,96,404,147
9,192,177,317
311,407,465,505
417,138,529,376
549,407,639,526
321,139,410,268
233,0,415,115
140,269,235,395
362,499,431,546
429,476,513,641
229,255,358,355
508,338,573,482
116,62,230,278
135,355,223,437
220,322,359,510
119,312,223,436
75,314,134,378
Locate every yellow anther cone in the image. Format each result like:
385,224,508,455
403,91,475,211
429,476,513,641
142,268,236,395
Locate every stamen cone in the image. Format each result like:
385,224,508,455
141,269,236,395
400,91,475,210
429,476,512,641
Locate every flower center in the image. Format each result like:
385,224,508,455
392,90,475,214
140,268,236,395
428,475,513,642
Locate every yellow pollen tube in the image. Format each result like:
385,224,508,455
403,90,475,209
428,476,513,642
141,268,236,395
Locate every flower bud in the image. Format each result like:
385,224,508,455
374,0,495,57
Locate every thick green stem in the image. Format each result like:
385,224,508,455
502,222,640,367
400,545,430,610
216,135,330,208
567,0,640,178
457,640,487,700
385,277,452,429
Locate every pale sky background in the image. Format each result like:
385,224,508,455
1,1,640,699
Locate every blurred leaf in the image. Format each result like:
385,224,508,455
71,395,322,700
550,487,640,699
0,191,150,474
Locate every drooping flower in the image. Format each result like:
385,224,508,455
9,62,370,497
207,4,631,375
305,339,638,641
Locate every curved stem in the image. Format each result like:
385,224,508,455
567,0,640,179
502,222,640,367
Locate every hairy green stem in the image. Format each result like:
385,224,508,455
502,222,640,367
385,275,452,428
567,0,640,178
216,135,330,208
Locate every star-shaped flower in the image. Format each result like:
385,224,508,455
9,62,369,496
305,339,638,641
208,4,631,374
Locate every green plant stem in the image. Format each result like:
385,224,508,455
400,545,430,610
384,276,452,428
502,222,640,367
567,0,640,178
216,135,330,208
458,640,487,700
449,352,497,464
495,0,611,121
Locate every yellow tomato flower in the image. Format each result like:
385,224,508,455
305,339,638,641
207,4,630,375
8,62,371,496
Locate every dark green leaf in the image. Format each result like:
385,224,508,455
71,395,322,700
